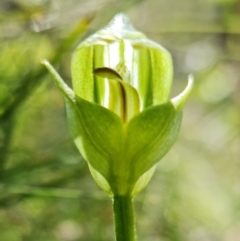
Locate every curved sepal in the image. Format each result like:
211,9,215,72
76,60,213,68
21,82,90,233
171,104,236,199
71,95,124,182
41,60,75,102
42,60,124,192
172,74,194,111
125,102,182,189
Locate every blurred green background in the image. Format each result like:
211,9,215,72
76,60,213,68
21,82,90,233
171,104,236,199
0,0,240,240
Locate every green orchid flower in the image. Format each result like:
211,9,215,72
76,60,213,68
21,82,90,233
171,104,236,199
42,13,194,241
42,14,193,197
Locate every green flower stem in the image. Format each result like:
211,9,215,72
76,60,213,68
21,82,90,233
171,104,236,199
112,195,136,241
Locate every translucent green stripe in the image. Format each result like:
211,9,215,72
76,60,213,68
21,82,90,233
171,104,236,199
135,48,152,109
150,46,173,105
71,45,94,102
93,44,107,105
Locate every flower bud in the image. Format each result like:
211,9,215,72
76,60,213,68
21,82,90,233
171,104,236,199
71,14,173,121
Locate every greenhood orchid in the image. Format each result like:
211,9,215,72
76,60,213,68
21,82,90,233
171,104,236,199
42,14,193,197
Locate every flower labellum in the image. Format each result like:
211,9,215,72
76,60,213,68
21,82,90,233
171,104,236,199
42,14,193,196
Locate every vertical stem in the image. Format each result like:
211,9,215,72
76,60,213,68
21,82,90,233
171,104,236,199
112,195,136,241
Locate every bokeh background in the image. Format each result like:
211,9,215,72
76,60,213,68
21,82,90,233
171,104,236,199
0,0,240,240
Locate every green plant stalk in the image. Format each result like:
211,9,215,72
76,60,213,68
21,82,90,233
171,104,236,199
113,195,136,241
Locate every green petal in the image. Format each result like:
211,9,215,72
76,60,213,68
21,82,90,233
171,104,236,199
93,66,140,122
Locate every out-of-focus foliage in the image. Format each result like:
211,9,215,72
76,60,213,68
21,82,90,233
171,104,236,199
0,0,239,241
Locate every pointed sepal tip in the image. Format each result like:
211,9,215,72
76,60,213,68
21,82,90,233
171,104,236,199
171,74,194,111
41,59,75,102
